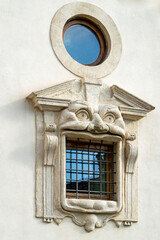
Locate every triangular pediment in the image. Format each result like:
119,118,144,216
111,85,154,112
27,79,155,120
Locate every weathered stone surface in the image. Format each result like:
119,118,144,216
28,78,154,231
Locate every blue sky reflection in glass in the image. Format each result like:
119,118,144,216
66,150,101,182
63,24,101,65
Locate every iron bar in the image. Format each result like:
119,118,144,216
66,138,116,200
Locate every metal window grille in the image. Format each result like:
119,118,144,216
66,138,116,200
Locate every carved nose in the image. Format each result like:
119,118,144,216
87,113,109,133
92,113,103,127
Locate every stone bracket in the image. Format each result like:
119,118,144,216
125,141,138,173
124,136,138,223
44,134,58,166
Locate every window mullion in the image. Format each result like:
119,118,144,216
111,143,114,200
88,140,91,199
100,140,103,200
76,138,79,199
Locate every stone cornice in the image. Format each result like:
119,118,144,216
27,94,70,111
27,81,155,119
111,85,155,112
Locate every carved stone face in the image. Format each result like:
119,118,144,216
59,100,125,137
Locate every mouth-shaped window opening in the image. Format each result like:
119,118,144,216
66,138,116,200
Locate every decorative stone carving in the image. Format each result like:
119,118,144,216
44,134,58,166
123,133,138,225
59,101,125,136
125,140,138,174
27,78,154,232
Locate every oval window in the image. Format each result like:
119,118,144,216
63,20,106,66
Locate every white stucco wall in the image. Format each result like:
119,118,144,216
0,0,160,239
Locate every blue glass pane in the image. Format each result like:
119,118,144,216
63,24,100,65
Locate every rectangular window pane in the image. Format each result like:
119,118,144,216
66,138,116,200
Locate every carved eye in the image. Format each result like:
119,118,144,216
103,113,115,123
76,110,90,121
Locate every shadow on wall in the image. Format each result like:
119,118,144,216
0,98,36,218
0,98,35,170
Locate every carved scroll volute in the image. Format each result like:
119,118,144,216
44,123,58,166
124,133,138,226
125,133,138,173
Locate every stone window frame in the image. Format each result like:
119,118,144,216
50,2,122,79
61,131,122,214
27,80,155,232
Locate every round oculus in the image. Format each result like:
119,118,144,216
63,20,106,66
